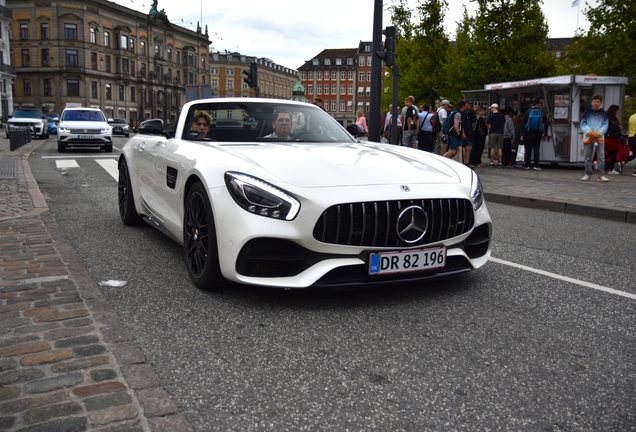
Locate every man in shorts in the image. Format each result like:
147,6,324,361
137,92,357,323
487,103,505,167
443,99,467,160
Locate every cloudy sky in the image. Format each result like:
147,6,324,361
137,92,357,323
115,0,598,70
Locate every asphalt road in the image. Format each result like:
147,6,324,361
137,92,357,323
29,137,636,431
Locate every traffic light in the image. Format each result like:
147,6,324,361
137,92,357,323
376,26,396,67
243,62,258,89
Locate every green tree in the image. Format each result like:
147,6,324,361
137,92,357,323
563,0,636,95
383,0,450,109
456,0,555,87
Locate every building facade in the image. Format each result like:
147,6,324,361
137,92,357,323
298,45,377,126
208,51,297,99
7,0,211,125
0,0,15,124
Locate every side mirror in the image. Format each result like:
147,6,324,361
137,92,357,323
138,119,165,136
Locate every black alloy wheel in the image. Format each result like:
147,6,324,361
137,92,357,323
118,160,143,225
183,182,224,290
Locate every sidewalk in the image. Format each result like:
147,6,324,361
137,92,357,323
0,138,192,431
1,138,635,431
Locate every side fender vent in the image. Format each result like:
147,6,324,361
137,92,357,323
166,166,178,189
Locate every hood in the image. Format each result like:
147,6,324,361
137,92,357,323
59,120,111,130
9,118,45,124
219,141,462,188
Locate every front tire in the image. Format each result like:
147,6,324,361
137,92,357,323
118,160,143,225
57,141,66,153
183,182,224,290
104,143,113,153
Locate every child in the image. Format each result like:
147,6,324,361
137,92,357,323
580,94,609,182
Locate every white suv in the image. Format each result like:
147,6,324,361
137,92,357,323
6,109,48,139
57,107,113,153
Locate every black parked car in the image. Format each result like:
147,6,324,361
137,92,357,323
108,118,130,137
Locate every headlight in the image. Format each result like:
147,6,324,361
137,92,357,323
470,171,484,210
224,172,300,220
122,125,129,130
58,126,70,133
101,126,112,134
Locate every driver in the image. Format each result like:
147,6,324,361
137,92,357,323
264,111,292,140
190,110,212,139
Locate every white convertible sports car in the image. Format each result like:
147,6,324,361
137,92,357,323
118,98,491,289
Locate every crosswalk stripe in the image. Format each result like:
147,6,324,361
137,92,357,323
56,160,80,168
96,159,119,181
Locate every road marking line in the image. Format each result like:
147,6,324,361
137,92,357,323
490,257,636,300
56,160,79,168
43,151,120,159
96,159,119,181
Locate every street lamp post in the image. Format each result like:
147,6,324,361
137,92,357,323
369,0,383,142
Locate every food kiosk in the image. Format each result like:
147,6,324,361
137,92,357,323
463,75,629,163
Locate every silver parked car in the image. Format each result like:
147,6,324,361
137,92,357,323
57,107,113,153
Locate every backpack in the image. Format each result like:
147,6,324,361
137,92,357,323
431,108,446,133
525,107,543,132
441,109,459,135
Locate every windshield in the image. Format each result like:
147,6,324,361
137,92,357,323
12,109,43,119
181,100,356,143
109,118,127,124
62,110,106,122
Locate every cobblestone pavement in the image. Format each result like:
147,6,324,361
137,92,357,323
0,139,193,432
1,136,634,431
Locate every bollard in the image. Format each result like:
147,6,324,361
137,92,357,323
9,127,28,151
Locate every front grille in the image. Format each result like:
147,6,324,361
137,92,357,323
313,199,475,248
69,128,103,134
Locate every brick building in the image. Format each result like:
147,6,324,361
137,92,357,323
0,0,15,124
7,0,211,125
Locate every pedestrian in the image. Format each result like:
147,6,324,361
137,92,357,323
402,96,419,149
469,106,488,167
487,103,505,167
355,110,368,141
443,99,466,160
434,100,452,155
580,94,609,182
624,111,636,176
521,98,547,171
417,103,434,152
503,106,515,167
463,99,477,166
604,104,623,175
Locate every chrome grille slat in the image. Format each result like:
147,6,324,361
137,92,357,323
313,199,475,247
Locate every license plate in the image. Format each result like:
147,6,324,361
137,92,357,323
368,246,446,275
77,135,95,139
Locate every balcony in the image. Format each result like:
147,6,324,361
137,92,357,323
0,4,12,20
0,63,16,75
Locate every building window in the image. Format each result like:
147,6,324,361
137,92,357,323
348,71,354,80
331,71,337,80
348,84,353,94
336,58,342,65
129,38,135,53
21,49,30,67
317,71,322,80
90,27,96,43
44,79,51,96
105,55,111,73
341,71,346,80
130,86,135,102
307,85,313,95
40,22,49,40
66,50,78,67
226,78,233,88
20,23,28,40
301,71,306,80
367,56,372,66
367,72,371,81
119,85,124,101
364,44,371,53
340,84,345,94
105,31,111,47
122,58,129,74
347,58,353,65
120,35,128,50
359,56,365,67
92,81,98,98
308,71,314,80
211,78,218,87
140,63,146,77
340,101,345,111
324,85,329,95
332,84,336,94
358,87,364,97
366,86,371,97
312,59,319,66
167,48,172,62
23,79,32,95
65,24,77,40
141,41,146,55
176,50,180,64
176,70,180,83
106,83,112,99
188,52,194,66
201,56,205,69
325,58,331,66
155,44,160,58
331,101,336,111
226,67,234,75
41,48,49,67
67,79,79,96
359,72,364,82
317,84,322,95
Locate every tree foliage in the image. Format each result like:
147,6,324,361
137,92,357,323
383,0,450,109
562,0,636,95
